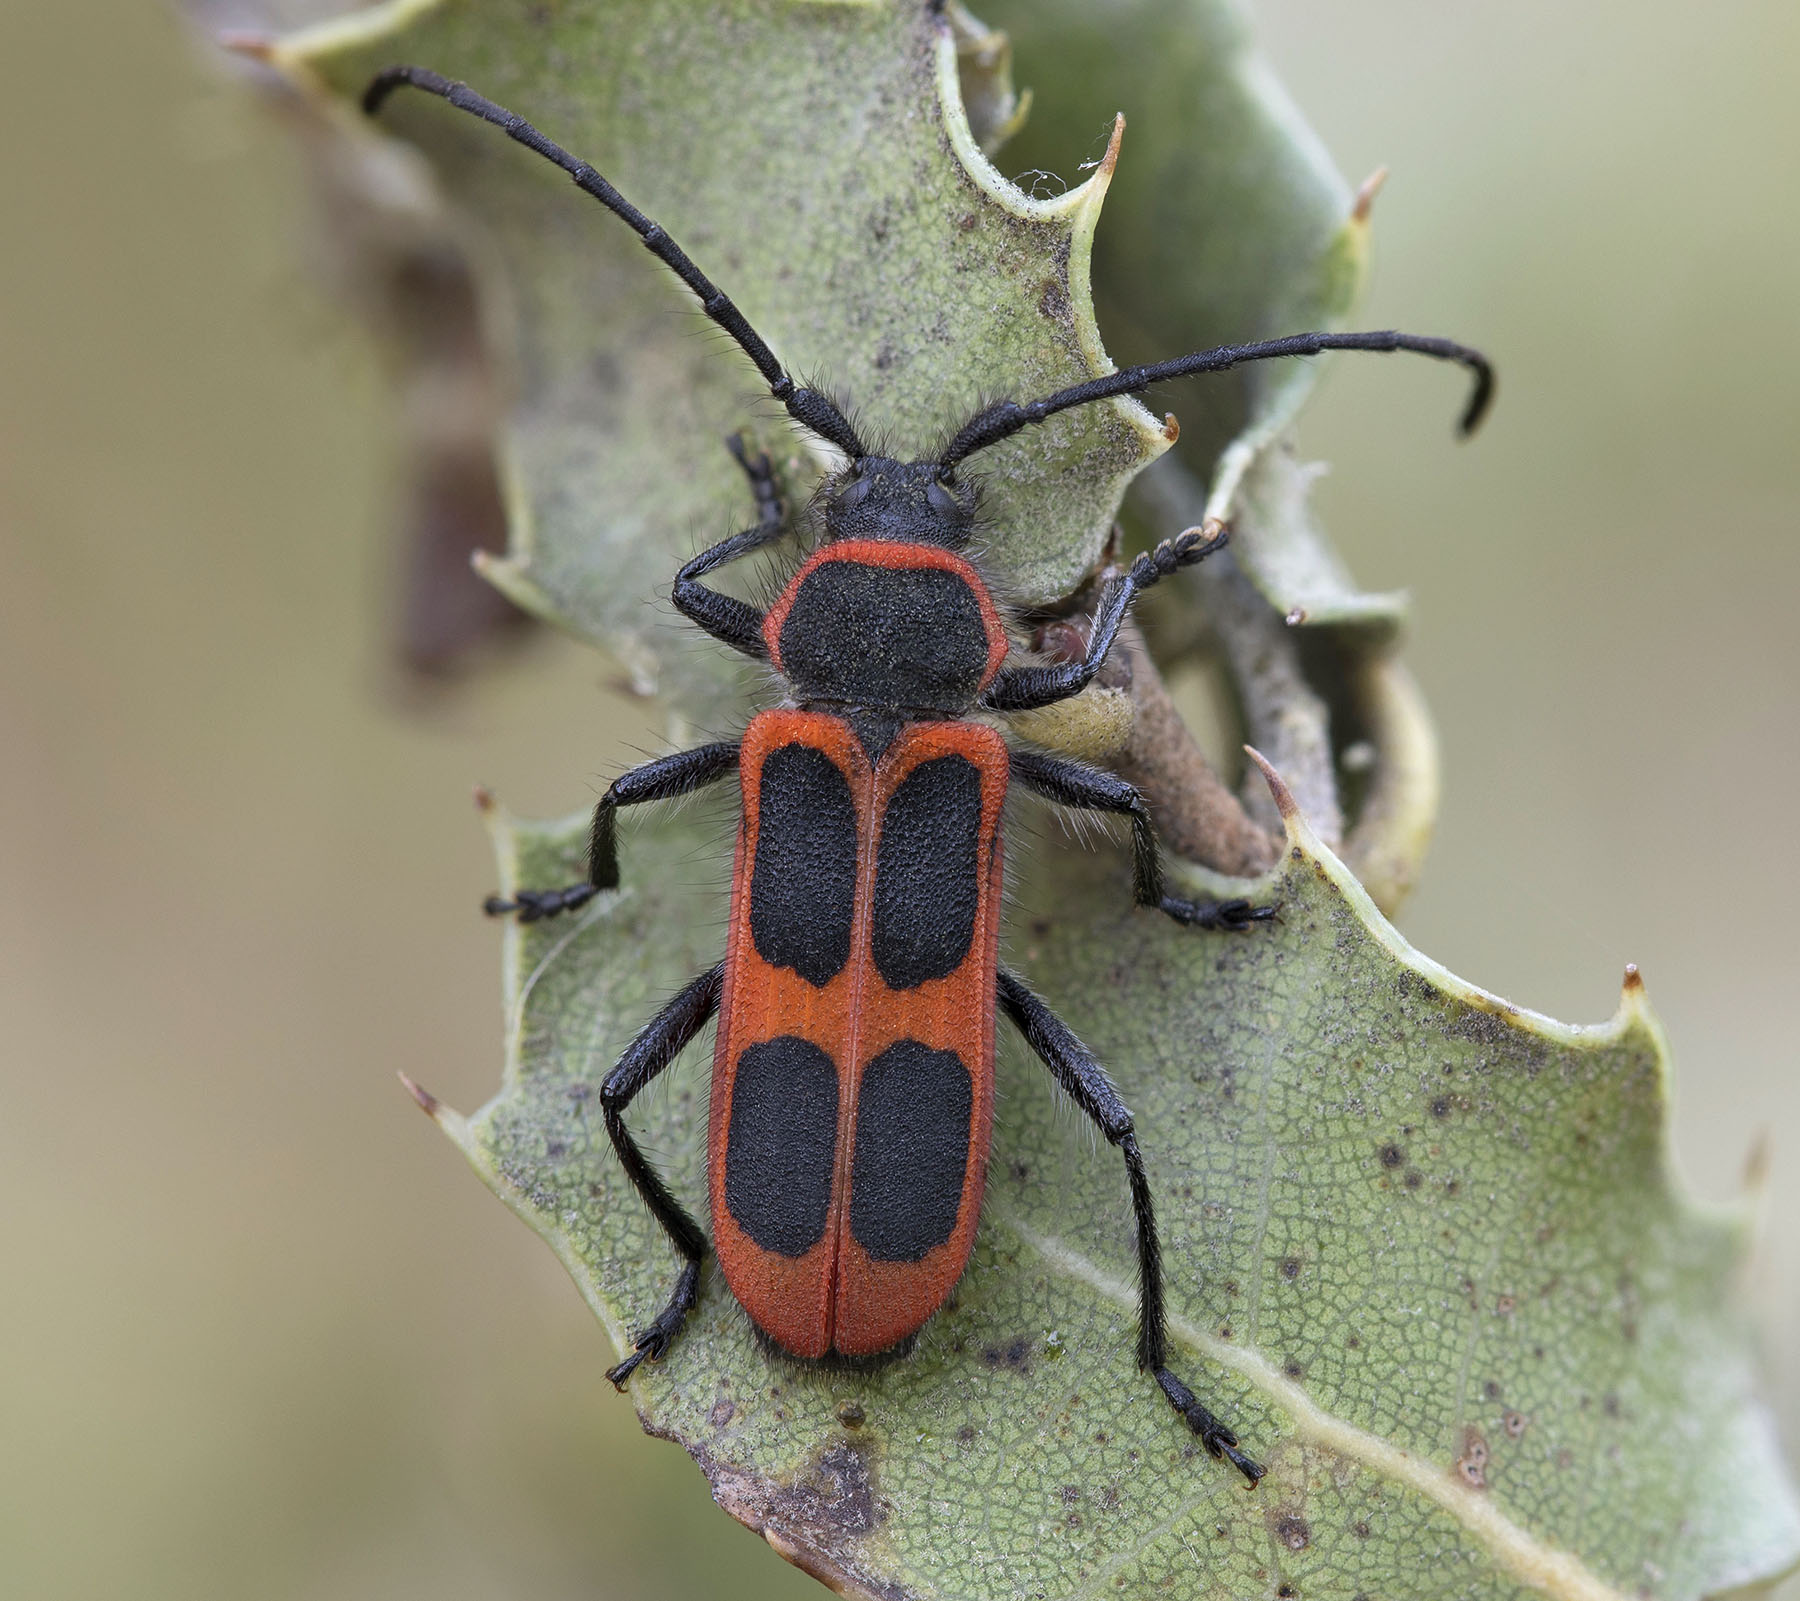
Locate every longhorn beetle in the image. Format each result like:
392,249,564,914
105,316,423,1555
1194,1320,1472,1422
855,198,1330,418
364,63,1491,1486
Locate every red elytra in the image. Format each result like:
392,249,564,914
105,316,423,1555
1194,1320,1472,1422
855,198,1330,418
711,706,1008,1359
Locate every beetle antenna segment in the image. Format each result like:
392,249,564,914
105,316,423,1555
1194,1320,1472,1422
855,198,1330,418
937,330,1494,468
360,66,866,459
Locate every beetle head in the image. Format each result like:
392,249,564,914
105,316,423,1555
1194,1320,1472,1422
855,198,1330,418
821,456,978,549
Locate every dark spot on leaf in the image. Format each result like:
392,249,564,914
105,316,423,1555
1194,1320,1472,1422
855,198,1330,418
982,1338,1032,1373
1352,1520,1371,1539
1065,1512,1081,1528
1603,1393,1621,1418
956,1424,976,1444
1283,1358,1304,1380
1379,1143,1405,1169
1277,1586,1298,1598
1430,1095,1453,1118
544,1139,566,1159
1403,1169,1423,1190
1503,1409,1529,1440
1010,1160,1030,1183
1061,1485,1080,1505
958,212,979,232
836,1400,865,1429
1455,1426,1489,1489
1279,1257,1302,1282
709,1398,736,1429
1273,1513,1310,1550
1495,1294,1517,1316
1483,1380,1502,1402
1346,1335,1361,1350
1038,280,1068,319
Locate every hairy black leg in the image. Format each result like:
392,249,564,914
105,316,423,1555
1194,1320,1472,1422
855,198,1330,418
669,435,788,658
985,524,1231,713
996,968,1264,1485
1010,748,1276,931
598,962,724,1386
484,742,740,921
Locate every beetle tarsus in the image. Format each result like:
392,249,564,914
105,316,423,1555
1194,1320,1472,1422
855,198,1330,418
482,883,599,922
1157,1367,1265,1486
1159,895,1279,932
606,1259,702,1388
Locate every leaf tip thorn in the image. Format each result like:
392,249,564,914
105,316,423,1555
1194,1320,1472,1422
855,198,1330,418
1284,606,1308,626
1244,745,1298,821
1352,166,1389,223
473,784,496,815
1100,112,1125,179
1621,961,1644,996
397,1071,442,1120
1162,411,1180,444
217,30,276,61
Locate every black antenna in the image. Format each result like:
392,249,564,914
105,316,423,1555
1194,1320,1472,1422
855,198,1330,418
937,330,1493,469
362,66,866,459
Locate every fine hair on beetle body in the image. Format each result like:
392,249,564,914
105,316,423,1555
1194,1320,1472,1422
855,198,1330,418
362,61,1492,1489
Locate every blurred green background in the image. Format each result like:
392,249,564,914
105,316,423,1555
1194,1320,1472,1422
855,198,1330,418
2,2,1794,1597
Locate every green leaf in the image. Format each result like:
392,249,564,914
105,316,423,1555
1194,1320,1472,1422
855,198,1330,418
238,1,1800,1595
264,0,1172,715
429,787,1798,1601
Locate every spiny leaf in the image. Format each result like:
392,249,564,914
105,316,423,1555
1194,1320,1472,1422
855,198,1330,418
234,1,1799,1596
430,787,1798,1601
261,0,1171,714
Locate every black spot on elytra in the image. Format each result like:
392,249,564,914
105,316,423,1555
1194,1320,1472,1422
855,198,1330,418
726,1036,839,1255
850,1040,971,1262
872,755,983,989
750,744,856,984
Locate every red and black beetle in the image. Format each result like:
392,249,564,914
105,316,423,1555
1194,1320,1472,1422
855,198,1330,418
365,64,1491,1486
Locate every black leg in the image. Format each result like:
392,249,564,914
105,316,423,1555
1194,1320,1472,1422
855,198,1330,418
984,524,1231,713
598,962,725,1386
484,741,740,921
996,968,1263,1485
669,435,788,659
1010,748,1276,931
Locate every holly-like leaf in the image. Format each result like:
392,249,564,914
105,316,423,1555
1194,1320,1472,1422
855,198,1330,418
254,0,1173,712
223,1,1799,1595
424,785,1798,1601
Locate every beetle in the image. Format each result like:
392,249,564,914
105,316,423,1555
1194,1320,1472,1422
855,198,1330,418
364,64,1491,1486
